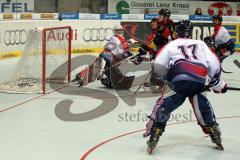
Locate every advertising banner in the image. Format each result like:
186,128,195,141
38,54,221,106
121,21,239,49
2,13,14,20
0,0,34,13
19,13,32,20
121,21,214,43
0,20,119,59
189,15,212,21
79,14,100,20
0,20,239,59
100,14,122,20
108,0,239,16
40,13,56,19
58,13,79,20
122,14,143,20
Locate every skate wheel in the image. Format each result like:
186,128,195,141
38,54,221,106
147,147,153,155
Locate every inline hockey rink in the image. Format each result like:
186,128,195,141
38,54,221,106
0,53,240,160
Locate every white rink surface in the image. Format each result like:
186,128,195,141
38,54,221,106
0,54,240,160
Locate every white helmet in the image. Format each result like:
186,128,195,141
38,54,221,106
113,24,124,35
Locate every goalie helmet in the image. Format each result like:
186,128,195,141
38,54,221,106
212,15,223,23
175,20,193,38
113,24,124,35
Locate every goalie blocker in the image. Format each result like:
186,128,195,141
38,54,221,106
110,66,135,90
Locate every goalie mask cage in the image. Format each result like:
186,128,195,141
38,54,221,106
0,26,72,94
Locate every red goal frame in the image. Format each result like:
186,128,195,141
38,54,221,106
42,26,72,94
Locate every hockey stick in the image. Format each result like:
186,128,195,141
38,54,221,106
221,67,233,74
233,60,240,68
220,55,233,74
113,55,135,67
133,70,152,96
226,86,240,91
97,55,135,80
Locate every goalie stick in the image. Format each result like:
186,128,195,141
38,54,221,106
97,54,135,80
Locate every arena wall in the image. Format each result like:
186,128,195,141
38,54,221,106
0,14,239,60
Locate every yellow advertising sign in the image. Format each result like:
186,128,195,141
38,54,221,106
20,13,33,20
3,13,14,20
40,13,55,19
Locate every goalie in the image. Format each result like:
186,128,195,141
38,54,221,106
72,24,136,89
98,24,135,89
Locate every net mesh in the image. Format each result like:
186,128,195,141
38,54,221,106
0,27,71,93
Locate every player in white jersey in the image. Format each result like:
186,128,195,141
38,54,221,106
204,15,235,61
144,20,227,154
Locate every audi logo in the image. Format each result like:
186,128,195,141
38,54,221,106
4,29,28,46
82,28,114,42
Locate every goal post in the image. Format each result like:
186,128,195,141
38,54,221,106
42,26,72,94
0,26,72,94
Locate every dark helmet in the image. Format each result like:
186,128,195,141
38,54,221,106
204,36,215,49
151,17,158,22
212,15,223,23
158,9,167,17
176,20,193,38
165,9,171,18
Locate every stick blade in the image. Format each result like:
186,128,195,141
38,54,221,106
233,60,240,68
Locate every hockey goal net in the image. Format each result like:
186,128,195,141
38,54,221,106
0,26,72,94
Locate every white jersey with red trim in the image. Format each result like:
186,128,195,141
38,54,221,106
154,38,221,80
105,34,129,59
214,26,231,47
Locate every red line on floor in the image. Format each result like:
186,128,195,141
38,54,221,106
80,115,240,160
0,85,69,113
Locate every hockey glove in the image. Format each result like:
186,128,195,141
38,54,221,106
204,36,215,50
141,44,152,52
209,78,227,93
138,47,148,56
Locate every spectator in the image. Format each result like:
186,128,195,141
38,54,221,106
195,8,202,15
144,8,150,14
